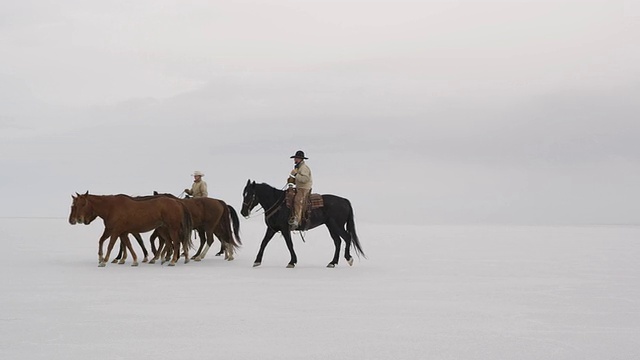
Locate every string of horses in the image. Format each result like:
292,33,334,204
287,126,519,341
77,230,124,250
69,180,365,268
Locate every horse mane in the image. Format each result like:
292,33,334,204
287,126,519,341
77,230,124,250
152,191,180,199
255,182,284,194
112,194,159,201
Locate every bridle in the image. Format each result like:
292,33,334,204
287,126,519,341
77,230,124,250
243,187,286,220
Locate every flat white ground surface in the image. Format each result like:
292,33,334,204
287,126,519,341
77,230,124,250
1,218,638,359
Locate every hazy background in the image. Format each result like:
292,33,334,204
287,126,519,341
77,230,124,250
1,0,639,225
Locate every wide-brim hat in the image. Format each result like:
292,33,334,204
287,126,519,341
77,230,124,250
192,170,205,177
290,150,308,159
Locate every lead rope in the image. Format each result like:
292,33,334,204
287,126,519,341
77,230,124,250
295,230,307,243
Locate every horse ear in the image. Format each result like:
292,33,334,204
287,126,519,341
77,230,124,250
84,191,89,195
246,179,251,186
251,181,256,185
75,192,80,196
153,191,158,195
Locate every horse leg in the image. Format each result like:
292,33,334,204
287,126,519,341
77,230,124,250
168,229,189,266
335,225,354,266
253,228,277,267
97,229,110,264
150,230,159,258
117,242,128,264
152,231,171,264
325,222,344,268
282,230,297,268
168,234,180,266
100,235,119,267
211,228,232,261
114,241,124,263
196,230,215,261
182,229,190,264
121,234,138,267
150,235,163,264
160,237,172,265
216,237,225,257
191,229,206,260
132,233,149,263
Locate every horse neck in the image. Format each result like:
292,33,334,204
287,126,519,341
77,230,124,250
255,184,284,210
86,195,114,218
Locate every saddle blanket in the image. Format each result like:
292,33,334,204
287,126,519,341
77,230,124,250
285,189,324,209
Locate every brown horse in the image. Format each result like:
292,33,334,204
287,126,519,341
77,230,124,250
114,233,150,264
148,193,241,262
68,192,193,266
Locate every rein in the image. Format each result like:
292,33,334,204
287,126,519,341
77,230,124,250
263,193,286,220
244,184,288,220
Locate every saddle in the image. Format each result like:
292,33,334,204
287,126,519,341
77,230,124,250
285,188,324,225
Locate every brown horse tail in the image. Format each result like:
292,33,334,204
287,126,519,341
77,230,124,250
227,205,242,245
180,203,194,250
346,201,366,259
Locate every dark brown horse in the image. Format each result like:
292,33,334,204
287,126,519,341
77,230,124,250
148,192,241,262
68,192,193,266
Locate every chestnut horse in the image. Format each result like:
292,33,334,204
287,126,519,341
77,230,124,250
114,232,149,264
150,192,242,262
68,192,193,266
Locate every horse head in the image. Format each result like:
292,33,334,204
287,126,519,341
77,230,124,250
240,180,258,218
69,191,97,225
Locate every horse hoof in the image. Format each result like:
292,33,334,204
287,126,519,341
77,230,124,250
131,262,139,267
168,262,176,267
327,263,336,268
215,253,222,257
348,257,354,266
149,259,156,264
286,264,295,268
142,258,148,263
111,259,118,264
98,263,106,267
194,257,202,262
118,260,125,265
253,262,261,267
184,258,190,264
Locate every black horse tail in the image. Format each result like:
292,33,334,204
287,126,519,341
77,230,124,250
131,232,148,258
180,203,194,250
227,205,242,245
220,204,240,250
347,202,366,259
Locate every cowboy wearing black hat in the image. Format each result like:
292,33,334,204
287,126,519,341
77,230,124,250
288,150,313,230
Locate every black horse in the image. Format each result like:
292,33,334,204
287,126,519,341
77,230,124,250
240,180,365,268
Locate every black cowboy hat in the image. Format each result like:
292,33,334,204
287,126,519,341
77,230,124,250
290,150,308,159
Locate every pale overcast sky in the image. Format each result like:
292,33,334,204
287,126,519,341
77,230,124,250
1,1,639,225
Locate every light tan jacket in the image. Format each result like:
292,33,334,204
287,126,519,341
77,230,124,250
294,161,313,190
188,180,208,197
